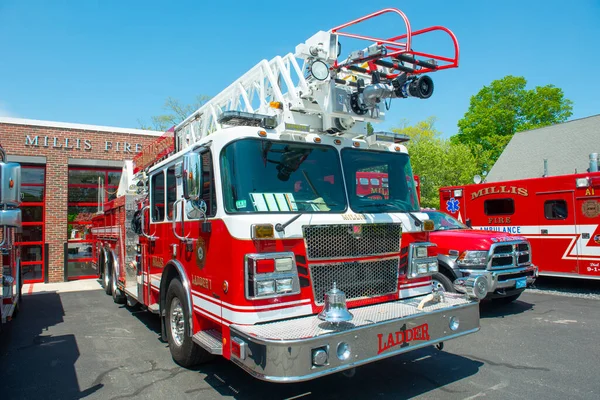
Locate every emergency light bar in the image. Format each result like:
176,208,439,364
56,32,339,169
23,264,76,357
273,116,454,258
217,111,277,130
365,131,409,146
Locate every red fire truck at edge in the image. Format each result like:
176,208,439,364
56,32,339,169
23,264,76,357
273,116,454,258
440,155,600,280
0,146,23,331
91,9,484,383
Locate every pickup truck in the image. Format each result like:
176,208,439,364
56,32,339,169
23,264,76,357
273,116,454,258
421,210,538,304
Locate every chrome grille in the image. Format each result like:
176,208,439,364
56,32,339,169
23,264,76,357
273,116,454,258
310,257,399,305
489,241,531,270
303,223,401,260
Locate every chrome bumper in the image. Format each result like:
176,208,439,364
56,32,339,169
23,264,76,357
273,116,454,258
228,293,480,383
457,264,538,294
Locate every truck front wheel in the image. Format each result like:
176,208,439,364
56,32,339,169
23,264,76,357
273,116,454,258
165,278,212,367
432,272,455,293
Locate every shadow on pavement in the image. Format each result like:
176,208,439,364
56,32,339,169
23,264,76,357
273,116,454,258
479,298,534,319
186,346,484,400
0,292,99,400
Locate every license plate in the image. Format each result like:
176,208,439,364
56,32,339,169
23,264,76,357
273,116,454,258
515,277,527,289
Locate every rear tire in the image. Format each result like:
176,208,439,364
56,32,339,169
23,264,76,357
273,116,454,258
432,272,455,293
165,278,212,367
493,293,522,305
111,264,126,304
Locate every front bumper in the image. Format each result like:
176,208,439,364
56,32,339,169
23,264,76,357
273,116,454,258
457,264,538,296
228,293,479,383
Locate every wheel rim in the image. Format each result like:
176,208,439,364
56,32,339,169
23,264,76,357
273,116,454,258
169,297,185,347
432,279,446,293
112,267,118,295
103,261,109,287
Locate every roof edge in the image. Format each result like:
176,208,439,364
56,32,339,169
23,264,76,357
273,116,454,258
0,116,164,136
515,113,600,135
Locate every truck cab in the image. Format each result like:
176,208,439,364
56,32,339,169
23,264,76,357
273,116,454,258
422,210,538,303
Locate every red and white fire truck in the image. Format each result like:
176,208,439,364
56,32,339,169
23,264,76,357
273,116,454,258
440,156,600,280
92,9,485,382
0,146,23,331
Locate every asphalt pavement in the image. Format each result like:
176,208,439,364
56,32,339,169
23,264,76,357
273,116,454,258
1,278,599,400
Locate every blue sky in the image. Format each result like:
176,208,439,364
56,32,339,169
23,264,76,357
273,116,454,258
1,0,599,138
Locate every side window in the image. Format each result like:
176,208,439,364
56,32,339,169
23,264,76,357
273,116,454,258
201,151,217,217
187,151,217,219
484,199,514,215
166,165,177,221
544,200,568,220
151,171,165,222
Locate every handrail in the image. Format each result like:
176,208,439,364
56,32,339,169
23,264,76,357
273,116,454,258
140,205,157,240
171,199,188,242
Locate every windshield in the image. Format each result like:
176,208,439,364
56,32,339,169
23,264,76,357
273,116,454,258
341,148,420,213
424,211,467,230
220,139,347,213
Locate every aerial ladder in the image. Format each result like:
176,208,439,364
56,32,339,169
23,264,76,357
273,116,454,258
157,8,459,158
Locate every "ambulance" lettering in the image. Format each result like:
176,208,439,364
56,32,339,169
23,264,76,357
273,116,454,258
471,186,528,200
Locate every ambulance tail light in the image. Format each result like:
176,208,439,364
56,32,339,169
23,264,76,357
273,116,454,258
408,242,438,278
245,252,301,299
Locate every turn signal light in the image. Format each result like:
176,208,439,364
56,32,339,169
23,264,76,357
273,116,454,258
269,101,283,109
252,224,274,239
423,219,434,231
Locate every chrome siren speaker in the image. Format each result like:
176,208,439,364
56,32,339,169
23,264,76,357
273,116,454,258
318,282,353,323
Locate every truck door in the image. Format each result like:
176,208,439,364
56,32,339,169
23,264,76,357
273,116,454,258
535,191,578,275
574,191,600,278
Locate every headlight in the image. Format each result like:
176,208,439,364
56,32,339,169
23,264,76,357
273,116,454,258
414,246,428,258
456,250,488,268
256,280,276,296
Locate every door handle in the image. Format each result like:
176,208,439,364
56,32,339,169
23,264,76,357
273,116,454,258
541,229,548,235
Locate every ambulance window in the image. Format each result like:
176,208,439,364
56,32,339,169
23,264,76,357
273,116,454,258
484,198,514,215
166,165,177,221
151,171,165,222
544,200,568,220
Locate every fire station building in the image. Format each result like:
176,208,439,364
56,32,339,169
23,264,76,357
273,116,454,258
0,117,161,283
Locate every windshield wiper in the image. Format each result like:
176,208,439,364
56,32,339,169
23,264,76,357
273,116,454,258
275,200,339,233
357,203,423,228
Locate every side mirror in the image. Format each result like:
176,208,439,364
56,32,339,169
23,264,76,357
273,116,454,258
182,153,203,206
466,218,472,228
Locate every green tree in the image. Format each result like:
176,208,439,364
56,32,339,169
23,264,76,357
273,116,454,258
453,75,573,172
139,95,210,131
393,117,479,208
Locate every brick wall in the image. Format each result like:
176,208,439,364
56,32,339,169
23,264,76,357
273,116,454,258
0,121,159,282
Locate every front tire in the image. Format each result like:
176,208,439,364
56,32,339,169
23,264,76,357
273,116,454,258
432,272,455,293
165,278,212,367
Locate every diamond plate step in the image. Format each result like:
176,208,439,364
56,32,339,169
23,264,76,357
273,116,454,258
192,329,223,355
147,303,159,314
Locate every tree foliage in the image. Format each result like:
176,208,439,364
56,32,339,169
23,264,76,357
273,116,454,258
453,75,573,172
139,95,210,131
393,117,479,209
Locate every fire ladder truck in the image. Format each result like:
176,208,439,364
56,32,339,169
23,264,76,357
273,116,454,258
92,8,486,382
0,146,22,331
